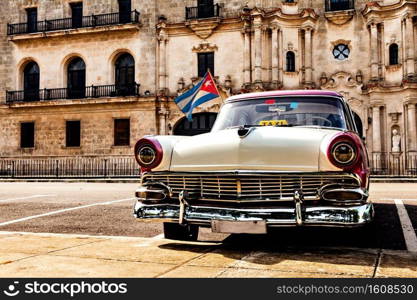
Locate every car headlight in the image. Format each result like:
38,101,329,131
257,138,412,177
326,132,368,188
327,133,360,169
332,142,356,165
134,137,163,171
137,146,156,166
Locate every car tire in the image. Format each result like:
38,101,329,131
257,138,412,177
163,222,199,241
362,219,376,233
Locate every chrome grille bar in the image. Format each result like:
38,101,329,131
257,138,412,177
142,172,360,203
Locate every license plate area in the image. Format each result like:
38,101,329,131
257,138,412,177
211,220,267,234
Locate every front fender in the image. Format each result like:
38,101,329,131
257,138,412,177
148,135,189,172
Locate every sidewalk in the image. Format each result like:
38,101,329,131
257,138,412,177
0,177,417,183
0,232,416,278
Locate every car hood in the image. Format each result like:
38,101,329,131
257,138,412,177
169,127,341,172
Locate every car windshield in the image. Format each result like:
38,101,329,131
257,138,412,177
211,96,348,131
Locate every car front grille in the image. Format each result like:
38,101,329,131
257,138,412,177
142,172,360,203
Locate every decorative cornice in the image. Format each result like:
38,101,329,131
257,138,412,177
192,40,218,53
330,39,351,49
185,18,221,39
320,71,363,90
362,0,417,17
324,9,355,25
250,6,266,17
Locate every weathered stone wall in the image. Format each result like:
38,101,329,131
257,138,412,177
5,0,157,94
0,1,13,104
0,0,417,161
0,98,157,156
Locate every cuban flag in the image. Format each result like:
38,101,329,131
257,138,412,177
174,72,220,121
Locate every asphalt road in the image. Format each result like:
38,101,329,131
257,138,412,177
0,181,416,278
0,181,415,251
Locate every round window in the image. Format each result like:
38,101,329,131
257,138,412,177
332,44,350,60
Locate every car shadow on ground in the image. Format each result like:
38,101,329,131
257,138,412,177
158,203,407,267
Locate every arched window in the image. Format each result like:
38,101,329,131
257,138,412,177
67,57,86,99
115,53,135,95
389,43,399,65
23,61,40,101
286,51,295,72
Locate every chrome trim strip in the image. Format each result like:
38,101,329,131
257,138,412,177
142,170,360,176
134,202,374,227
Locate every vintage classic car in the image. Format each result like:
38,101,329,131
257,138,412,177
133,90,373,241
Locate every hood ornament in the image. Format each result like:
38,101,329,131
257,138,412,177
238,126,254,138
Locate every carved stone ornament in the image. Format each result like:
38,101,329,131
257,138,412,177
324,9,355,25
330,39,351,50
186,19,220,39
192,40,218,53
346,97,364,108
321,71,362,90
389,112,401,123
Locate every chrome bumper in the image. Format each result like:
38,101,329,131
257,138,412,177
133,202,374,227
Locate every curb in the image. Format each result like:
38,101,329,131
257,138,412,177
0,178,416,183
370,178,417,183
0,178,139,183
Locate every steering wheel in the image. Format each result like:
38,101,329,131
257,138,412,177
312,116,332,127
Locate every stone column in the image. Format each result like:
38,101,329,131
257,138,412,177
278,29,283,83
372,106,382,153
304,27,313,84
158,35,167,93
253,17,262,84
243,27,251,85
405,16,415,77
271,24,279,87
370,23,379,80
158,107,169,135
261,25,269,83
408,103,417,151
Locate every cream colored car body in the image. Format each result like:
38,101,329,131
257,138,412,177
153,126,341,173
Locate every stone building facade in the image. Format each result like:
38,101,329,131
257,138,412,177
0,0,417,174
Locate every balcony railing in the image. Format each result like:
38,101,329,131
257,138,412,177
6,83,140,103
186,4,221,20
7,10,140,35
325,0,354,12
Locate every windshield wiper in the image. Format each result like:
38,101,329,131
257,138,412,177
226,125,263,129
293,125,344,130
226,124,298,129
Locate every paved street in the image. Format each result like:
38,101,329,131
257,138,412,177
0,181,416,277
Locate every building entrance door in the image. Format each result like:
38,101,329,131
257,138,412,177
118,0,131,23
71,2,83,28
